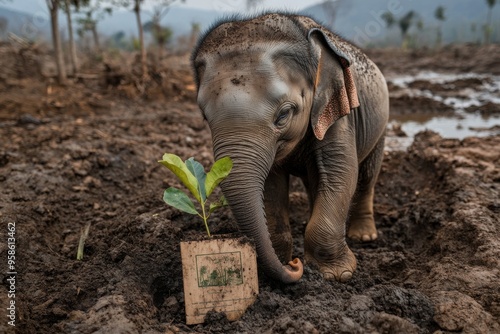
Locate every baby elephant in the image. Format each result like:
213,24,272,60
192,13,389,283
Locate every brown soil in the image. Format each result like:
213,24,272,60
1,43,499,334
389,95,454,116
407,77,492,93
366,43,500,75
466,102,500,116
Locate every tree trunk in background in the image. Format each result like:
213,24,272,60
134,0,147,78
48,0,67,84
91,25,101,53
157,27,165,68
436,27,442,48
64,0,78,75
486,8,493,44
153,22,162,67
189,23,200,50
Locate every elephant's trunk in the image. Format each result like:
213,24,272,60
213,131,303,283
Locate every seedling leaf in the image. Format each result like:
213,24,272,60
159,154,201,202
209,196,228,214
163,187,199,215
205,157,233,197
159,154,233,238
186,157,207,202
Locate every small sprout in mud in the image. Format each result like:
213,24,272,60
158,154,233,237
77,222,91,260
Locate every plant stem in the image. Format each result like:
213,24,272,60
77,222,91,260
200,201,211,237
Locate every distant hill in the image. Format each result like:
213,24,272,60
0,4,221,43
0,0,499,47
301,0,500,46
0,7,51,40
97,7,221,40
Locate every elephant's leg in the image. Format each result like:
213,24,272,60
304,145,358,282
348,188,376,241
263,168,292,263
348,136,385,242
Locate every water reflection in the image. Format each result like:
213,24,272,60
386,71,500,150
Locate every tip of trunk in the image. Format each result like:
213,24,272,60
279,258,304,283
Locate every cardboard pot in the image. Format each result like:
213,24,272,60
180,235,259,325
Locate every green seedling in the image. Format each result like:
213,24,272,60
159,154,233,237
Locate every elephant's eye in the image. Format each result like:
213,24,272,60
274,104,295,128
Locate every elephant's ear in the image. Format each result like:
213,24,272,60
308,28,360,140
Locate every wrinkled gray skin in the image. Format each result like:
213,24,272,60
192,14,389,283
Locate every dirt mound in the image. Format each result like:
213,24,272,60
407,77,492,93
466,102,500,116
389,94,454,116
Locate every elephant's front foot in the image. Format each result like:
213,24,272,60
305,244,357,283
348,215,378,242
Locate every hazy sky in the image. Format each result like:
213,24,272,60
179,0,324,12
2,0,324,14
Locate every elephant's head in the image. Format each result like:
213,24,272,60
191,14,360,283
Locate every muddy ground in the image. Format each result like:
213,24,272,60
1,43,499,333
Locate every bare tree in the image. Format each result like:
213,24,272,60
63,0,81,75
485,0,497,44
399,11,416,48
76,3,112,56
434,6,446,47
113,0,183,79
46,0,67,84
190,22,201,49
381,12,395,28
382,10,418,49
0,17,7,40
0,1,10,40
133,0,146,77
78,12,100,52
148,4,172,63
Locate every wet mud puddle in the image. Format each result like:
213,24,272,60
385,71,500,150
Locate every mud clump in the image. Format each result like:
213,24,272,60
389,94,454,116
466,101,500,116
407,77,492,93
367,43,500,75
